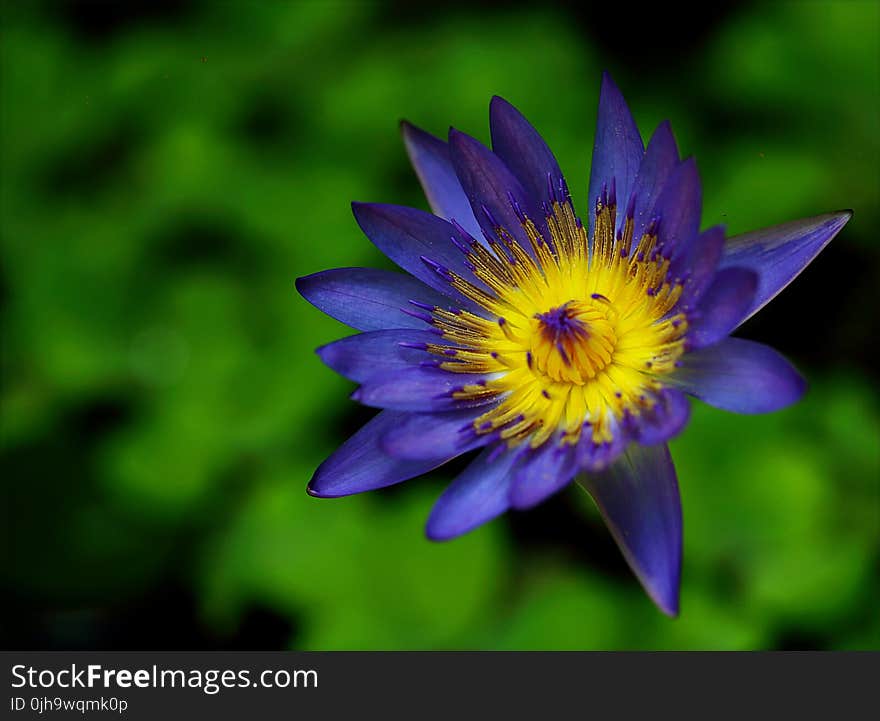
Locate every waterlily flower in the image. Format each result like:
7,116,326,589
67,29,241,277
296,73,850,616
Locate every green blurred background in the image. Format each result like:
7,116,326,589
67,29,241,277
2,0,878,650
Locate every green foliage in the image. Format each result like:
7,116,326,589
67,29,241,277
2,0,877,649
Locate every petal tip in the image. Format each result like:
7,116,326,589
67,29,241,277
447,126,468,147
641,559,681,618
489,94,514,115
833,209,854,227
306,473,339,499
350,199,368,219
598,71,627,108
350,199,374,212
424,520,454,543
600,69,617,88
785,367,809,408
295,272,329,308
598,71,631,107
656,593,680,618
399,119,424,142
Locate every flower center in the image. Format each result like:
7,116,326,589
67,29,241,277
419,194,689,449
532,300,617,384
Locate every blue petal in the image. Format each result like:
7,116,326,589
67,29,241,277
381,407,492,460
578,443,682,617
448,128,539,249
353,366,494,412
629,120,679,244
687,267,758,349
576,418,628,471
677,226,725,310
654,158,702,262
720,211,852,324
668,337,806,414
351,202,486,309
308,410,454,498
632,388,691,445
400,121,483,239
316,330,442,383
588,72,644,239
425,447,519,540
489,96,566,208
508,442,578,510
296,268,454,332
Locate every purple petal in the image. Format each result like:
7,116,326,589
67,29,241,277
588,72,644,239
668,337,806,414
576,419,629,471
400,121,483,239
425,446,518,540
307,410,454,498
351,202,486,309
677,226,725,310
353,366,494,412
381,407,492,460
633,388,691,445
489,96,565,208
316,330,441,383
578,443,682,617
720,211,852,324
687,267,758,349
448,128,539,249
654,158,702,262
296,268,454,332
629,120,680,243
508,442,578,510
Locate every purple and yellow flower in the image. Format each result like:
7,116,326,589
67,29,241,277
296,74,850,616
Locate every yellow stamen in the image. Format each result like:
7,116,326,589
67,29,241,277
430,200,687,448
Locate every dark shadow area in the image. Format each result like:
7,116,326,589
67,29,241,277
38,121,145,202
2,587,297,651
51,0,197,43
